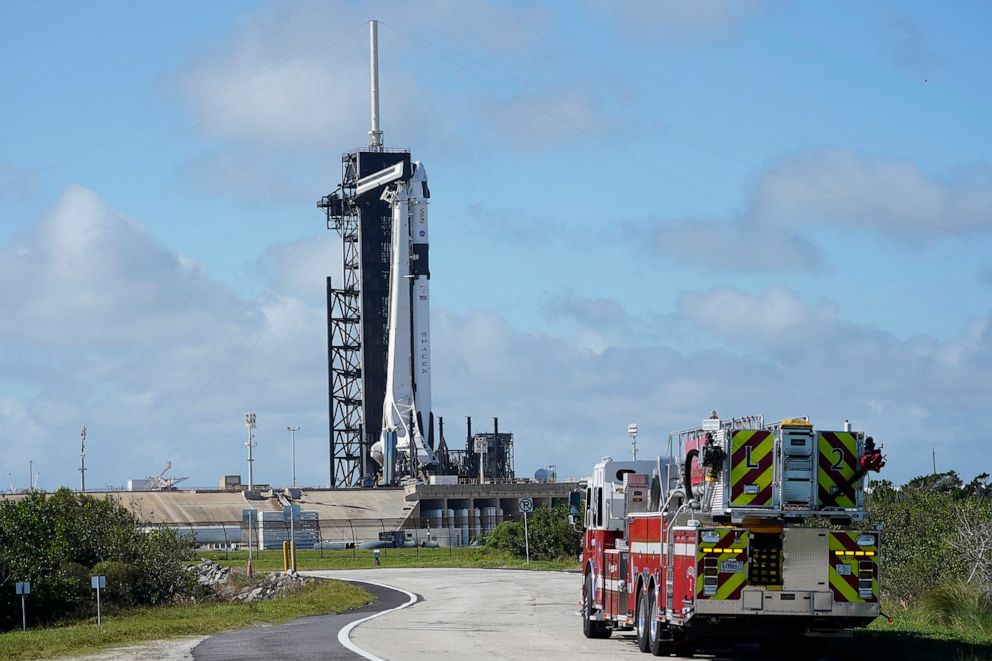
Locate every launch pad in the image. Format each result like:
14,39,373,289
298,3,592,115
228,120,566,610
319,21,517,489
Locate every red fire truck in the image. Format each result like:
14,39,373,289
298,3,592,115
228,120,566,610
578,412,885,655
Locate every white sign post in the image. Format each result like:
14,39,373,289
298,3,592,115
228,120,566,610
15,581,30,630
519,498,534,564
91,575,106,625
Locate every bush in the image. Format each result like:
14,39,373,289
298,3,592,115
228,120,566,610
92,561,140,610
921,582,992,637
485,505,581,561
0,489,195,629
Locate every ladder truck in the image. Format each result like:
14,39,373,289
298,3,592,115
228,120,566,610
578,412,885,656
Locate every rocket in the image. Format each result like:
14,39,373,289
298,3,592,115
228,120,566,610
375,162,435,473
409,163,435,457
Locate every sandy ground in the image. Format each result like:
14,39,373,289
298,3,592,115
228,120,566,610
50,635,206,661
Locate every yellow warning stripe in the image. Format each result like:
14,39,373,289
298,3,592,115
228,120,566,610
828,532,878,603
818,432,858,508
730,430,774,506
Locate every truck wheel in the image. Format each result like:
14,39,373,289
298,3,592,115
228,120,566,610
648,583,669,656
636,584,651,652
583,573,611,639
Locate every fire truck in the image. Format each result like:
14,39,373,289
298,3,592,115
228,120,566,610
578,412,885,655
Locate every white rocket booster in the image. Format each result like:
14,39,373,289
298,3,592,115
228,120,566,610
377,162,434,469
409,163,434,455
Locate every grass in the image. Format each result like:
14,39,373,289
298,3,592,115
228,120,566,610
199,546,582,573
828,601,992,661
0,579,373,661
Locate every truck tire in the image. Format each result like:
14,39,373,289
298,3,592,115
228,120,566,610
648,583,669,656
636,584,651,652
583,573,611,639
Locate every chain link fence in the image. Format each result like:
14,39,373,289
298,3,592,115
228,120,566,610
153,511,531,559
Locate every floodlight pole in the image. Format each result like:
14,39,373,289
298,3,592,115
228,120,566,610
245,412,257,490
80,424,87,493
627,422,638,461
287,426,300,488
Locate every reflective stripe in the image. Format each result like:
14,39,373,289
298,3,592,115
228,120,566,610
630,541,662,554
818,432,859,508
828,532,878,603
729,430,774,506
697,529,749,601
629,541,693,556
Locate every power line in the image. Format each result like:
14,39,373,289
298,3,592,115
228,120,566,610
0,21,366,195
386,24,992,249
103,32,366,488
388,24,981,323
0,23,364,229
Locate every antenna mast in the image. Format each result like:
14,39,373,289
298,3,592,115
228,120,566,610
368,19,384,150
80,424,87,492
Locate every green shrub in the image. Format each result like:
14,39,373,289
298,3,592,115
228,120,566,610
485,505,581,561
91,561,140,609
0,489,195,630
921,582,992,637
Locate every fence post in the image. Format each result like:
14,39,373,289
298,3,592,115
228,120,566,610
348,520,356,558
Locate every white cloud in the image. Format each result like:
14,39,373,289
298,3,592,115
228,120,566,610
0,187,333,489
171,1,556,153
628,148,992,275
751,148,992,239
1,188,986,490
633,216,825,273
435,287,990,482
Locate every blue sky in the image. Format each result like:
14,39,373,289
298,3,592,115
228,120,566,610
0,1,989,491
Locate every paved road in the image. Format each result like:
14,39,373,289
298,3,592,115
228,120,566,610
311,568,652,660
192,581,407,661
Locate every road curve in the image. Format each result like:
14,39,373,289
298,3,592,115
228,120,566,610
192,581,409,661
310,568,649,661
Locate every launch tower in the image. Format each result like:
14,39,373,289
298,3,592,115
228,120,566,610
319,21,434,487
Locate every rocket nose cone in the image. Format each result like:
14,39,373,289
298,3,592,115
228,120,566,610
412,162,428,181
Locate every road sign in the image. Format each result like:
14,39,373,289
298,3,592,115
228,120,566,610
242,508,257,524
518,497,533,513
282,504,301,522
15,581,30,631
474,438,488,454
92,575,106,625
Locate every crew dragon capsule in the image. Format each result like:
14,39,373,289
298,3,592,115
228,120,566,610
370,161,436,478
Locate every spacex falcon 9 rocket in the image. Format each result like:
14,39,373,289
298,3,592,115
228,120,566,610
361,21,435,482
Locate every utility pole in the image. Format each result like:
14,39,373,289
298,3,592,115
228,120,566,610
80,425,87,493
245,412,257,490
28,460,32,492
287,426,300,488
627,422,638,461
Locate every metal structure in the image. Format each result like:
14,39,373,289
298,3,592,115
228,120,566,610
79,424,87,493
245,412,257,490
321,19,439,487
287,426,300,488
144,461,189,491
